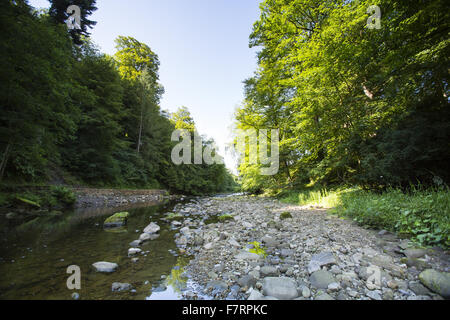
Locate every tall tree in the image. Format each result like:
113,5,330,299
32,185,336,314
49,0,97,44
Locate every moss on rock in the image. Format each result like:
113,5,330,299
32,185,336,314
104,211,129,228
280,211,293,219
218,214,234,222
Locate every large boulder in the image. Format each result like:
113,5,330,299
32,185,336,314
262,277,299,300
104,212,129,228
419,269,450,298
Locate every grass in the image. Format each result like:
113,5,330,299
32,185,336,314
218,214,234,222
279,187,353,208
279,186,450,248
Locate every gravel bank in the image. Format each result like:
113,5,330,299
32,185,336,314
169,195,449,300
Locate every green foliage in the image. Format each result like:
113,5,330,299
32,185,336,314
50,186,76,206
248,241,267,257
338,187,450,248
0,2,235,195
280,186,450,248
280,187,350,208
49,0,98,44
235,0,450,190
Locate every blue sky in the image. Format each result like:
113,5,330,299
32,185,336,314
29,0,262,172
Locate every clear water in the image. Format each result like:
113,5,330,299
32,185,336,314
0,200,198,300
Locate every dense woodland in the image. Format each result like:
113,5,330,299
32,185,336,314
0,0,236,195
235,0,449,193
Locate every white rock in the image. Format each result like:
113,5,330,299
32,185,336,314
247,289,264,300
262,277,299,300
327,282,340,291
92,261,118,273
143,222,160,234
128,248,142,256
235,251,261,261
204,242,213,250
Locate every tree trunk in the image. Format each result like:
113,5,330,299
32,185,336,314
137,87,144,153
0,142,12,181
137,107,143,153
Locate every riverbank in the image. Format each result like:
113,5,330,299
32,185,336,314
72,188,172,208
279,187,450,248
170,195,450,300
0,185,177,217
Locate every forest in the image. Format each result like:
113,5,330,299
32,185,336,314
0,0,236,195
0,0,449,303
235,0,449,192
0,0,449,247
233,0,449,246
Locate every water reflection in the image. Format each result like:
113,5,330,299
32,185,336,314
0,199,200,300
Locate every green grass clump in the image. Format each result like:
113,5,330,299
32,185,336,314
336,187,450,248
248,241,267,257
218,214,234,222
280,188,351,208
279,186,450,248
50,186,76,206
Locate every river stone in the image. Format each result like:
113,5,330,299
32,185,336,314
112,282,132,292
315,292,334,300
129,240,142,247
403,257,431,271
367,291,382,300
261,235,277,247
235,251,261,261
301,286,311,298
309,270,336,289
419,269,450,298
128,248,142,256
228,238,240,247
262,277,299,300
260,266,278,277
143,222,160,234
408,281,432,296
103,212,129,228
238,275,257,288
140,232,159,241
247,289,264,300
92,261,118,273
308,252,336,273
206,280,228,295
403,248,427,259
71,292,80,300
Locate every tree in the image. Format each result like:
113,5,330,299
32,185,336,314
0,0,76,181
49,0,97,44
235,0,450,191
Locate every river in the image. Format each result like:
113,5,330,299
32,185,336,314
0,198,206,300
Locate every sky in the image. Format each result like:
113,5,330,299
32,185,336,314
28,0,262,173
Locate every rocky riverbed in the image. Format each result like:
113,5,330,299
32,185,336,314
165,195,450,300
72,188,173,208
